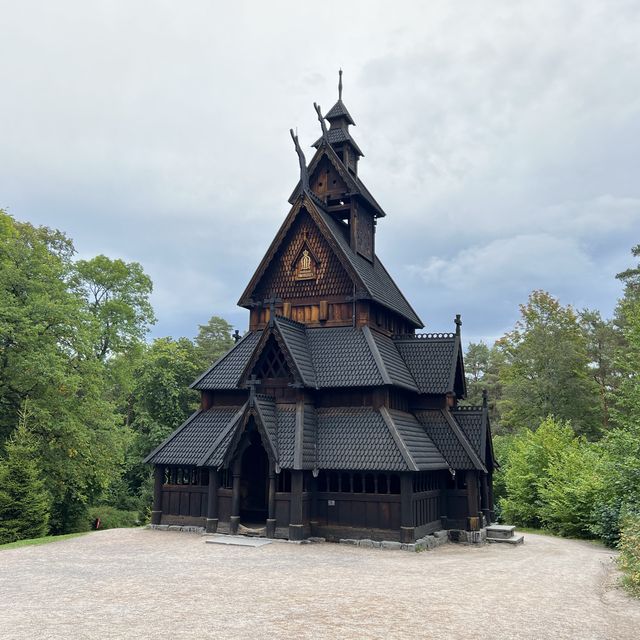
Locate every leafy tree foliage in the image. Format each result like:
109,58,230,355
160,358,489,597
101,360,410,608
75,255,155,360
463,341,504,429
496,290,601,437
0,406,50,543
195,315,234,367
122,337,203,503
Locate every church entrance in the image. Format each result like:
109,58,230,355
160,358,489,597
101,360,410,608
239,425,269,524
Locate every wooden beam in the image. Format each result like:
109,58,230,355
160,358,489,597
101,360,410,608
289,470,304,540
206,469,219,533
151,466,163,525
230,458,241,535
400,473,415,543
266,465,276,538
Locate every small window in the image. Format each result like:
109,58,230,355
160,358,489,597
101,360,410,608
377,474,388,494
389,475,401,494
329,472,339,492
340,473,351,492
352,474,363,493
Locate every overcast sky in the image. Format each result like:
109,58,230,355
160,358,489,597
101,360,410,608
1,0,639,345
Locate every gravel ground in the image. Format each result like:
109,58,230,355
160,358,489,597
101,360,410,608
1,528,639,640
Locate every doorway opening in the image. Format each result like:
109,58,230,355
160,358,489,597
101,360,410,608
239,423,269,525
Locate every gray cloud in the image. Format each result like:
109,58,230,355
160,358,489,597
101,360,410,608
1,0,638,346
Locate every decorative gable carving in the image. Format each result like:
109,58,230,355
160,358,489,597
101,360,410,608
252,209,352,301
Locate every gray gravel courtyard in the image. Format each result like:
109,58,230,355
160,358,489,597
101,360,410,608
1,527,639,639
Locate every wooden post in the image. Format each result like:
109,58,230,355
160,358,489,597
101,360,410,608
488,471,495,523
288,470,304,541
206,469,219,533
480,473,490,527
230,458,241,535
151,466,164,525
266,465,276,538
400,473,415,543
466,470,480,530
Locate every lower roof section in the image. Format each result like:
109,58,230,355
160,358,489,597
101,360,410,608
145,401,463,474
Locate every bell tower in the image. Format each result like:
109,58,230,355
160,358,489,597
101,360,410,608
310,70,379,263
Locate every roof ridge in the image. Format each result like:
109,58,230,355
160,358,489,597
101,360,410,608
441,409,487,473
379,407,419,472
189,332,258,389
196,403,248,467
452,405,483,412
362,326,392,385
392,332,455,340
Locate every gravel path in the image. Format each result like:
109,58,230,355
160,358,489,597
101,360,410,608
1,528,639,639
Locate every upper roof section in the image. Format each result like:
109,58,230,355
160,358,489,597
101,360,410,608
191,316,465,396
238,194,420,326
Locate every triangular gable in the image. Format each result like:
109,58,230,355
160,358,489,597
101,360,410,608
288,141,385,217
239,325,298,386
238,194,363,308
449,336,467,399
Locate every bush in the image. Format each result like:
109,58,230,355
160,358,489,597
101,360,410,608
618,515,640,597
538,440,604,537
500,417,575,528
88,506,140,530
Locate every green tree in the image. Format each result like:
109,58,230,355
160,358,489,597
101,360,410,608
500,416,576,528
75,255,155,360
579,309,623,430
0,405,50,543
195,315,234,367
0,211,128,533
123,337,202,504
463,341,505,429
496,290,601,437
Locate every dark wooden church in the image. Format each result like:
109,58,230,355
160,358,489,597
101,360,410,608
145,73,496,543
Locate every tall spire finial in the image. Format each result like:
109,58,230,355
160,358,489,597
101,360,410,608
338,68,343,100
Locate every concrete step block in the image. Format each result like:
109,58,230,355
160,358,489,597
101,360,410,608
486,524,516,539
487,534,524,545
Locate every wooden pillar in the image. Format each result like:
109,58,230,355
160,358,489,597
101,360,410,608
288,470,304,541
230,458,241,535
206,469,219,533
466,470,480,530
439,470,449,530
480,473,491,527
151,466,164,525
400,473,415,543
488,471,495,523
266,464,276,538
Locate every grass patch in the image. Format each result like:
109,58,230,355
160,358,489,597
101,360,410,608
0,531,90,551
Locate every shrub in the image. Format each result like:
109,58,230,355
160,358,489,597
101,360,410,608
500,417,575,528
618,515,640,597
88,506,140,530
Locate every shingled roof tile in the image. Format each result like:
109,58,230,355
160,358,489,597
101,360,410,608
191,332,262,390
393,335,457,394
316,407,408,472
144,406,244,467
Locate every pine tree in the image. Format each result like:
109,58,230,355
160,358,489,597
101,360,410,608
0,404,50,544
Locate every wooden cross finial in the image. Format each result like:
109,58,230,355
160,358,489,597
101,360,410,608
482,388,488,408
246,374,261,404
455,314,462,335
233,329,241,343
338,68,343,100
264,295,282,326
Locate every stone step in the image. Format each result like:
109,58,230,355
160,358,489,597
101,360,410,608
238,524,266,537
486,524,516,539
487,534,524,545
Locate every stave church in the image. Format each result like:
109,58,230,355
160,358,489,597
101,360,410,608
145,72,497,543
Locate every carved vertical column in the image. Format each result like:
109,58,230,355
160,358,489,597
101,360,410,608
466,470,480,530
266,464,276,538
151,466,163,525
206,469,219,533
230,458,242,535
400,473,415,543
480,473,490,527
288,470,304,541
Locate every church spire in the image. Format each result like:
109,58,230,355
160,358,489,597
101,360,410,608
338,68,343,100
